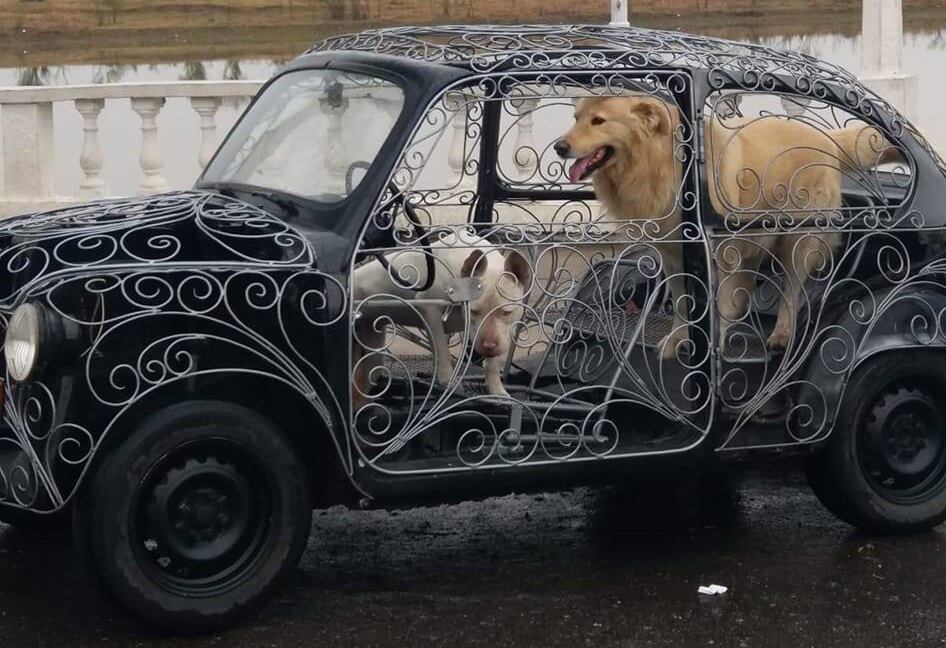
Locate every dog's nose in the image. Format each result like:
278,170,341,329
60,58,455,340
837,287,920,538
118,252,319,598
479,340,500,356
553,139,570,158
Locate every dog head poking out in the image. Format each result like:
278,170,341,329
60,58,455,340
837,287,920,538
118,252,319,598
459,248,531,358
554,95,674,183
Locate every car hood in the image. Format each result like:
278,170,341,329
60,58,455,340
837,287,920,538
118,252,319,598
0,190,316,309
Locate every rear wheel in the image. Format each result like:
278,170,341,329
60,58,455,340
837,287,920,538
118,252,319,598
74,401,312,632
807,351,946,533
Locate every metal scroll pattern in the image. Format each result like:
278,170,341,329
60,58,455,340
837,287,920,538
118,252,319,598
703,91,922,449
0,192,341,513
350,72,712,474
310,24,853,84
310,24,944,175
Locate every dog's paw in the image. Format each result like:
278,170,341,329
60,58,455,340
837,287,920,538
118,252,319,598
487,383,511,399
766,325,791,350
435,366,455,388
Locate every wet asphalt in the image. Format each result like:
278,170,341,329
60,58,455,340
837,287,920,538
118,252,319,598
2,465,946,648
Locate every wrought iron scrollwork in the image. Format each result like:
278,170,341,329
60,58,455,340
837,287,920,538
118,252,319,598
349,70,711,474
0,192,344,514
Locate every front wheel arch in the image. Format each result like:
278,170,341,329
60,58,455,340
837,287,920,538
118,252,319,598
71,373,355,511
73,399,313,631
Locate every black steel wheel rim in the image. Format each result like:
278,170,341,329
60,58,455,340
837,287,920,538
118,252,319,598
858,383,946,505
131,440,274,597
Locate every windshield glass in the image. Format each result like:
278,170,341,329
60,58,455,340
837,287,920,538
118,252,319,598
203,69,405,202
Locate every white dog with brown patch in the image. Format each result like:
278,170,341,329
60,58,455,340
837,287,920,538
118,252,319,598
352,232,531,402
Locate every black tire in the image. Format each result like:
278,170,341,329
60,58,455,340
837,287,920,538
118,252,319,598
807,351,946,533
73,401,312,632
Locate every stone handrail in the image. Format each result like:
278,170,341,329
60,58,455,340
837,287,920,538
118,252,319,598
0,80,264,213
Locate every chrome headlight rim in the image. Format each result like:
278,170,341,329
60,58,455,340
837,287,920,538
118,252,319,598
4,303,42,382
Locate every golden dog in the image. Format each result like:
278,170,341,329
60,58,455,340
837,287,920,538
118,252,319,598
555,94,896,357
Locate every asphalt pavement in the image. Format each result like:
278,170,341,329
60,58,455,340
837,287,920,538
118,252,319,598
2,467,945,648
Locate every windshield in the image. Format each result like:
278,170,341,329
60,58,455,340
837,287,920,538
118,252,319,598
203,69,405,202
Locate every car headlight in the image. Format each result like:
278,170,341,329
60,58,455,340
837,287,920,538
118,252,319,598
4,303,41,382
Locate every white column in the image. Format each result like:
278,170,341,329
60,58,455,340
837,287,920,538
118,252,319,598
74,98,107,199
862,0,902,76
514,98,539,182
130,96,169,195
448,102,470,185
610,0,629,27
0,102,55,203
320,95,349,193
860,0,918,121
191,96,221,169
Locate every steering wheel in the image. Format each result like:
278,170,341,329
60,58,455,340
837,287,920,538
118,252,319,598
348,160,436,293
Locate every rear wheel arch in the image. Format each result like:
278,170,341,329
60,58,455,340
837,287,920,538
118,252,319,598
807,348,946,532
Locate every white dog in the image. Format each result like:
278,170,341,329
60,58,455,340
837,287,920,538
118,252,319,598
352,232,531,402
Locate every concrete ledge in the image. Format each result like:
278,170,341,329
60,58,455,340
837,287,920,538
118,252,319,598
0,199,79,218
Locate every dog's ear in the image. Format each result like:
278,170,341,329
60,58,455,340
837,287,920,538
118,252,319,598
460,249,486,278
503,250,532,289
632,99,671,136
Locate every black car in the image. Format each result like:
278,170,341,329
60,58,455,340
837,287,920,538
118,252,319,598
1,24,945,631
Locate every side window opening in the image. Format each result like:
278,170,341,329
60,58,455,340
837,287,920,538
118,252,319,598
702,90,916,384
350,72,712,474
704,91,913,225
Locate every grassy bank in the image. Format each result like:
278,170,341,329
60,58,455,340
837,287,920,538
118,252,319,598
1,2,945,71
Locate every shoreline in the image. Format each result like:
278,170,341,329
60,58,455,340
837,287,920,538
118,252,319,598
2,6,946,71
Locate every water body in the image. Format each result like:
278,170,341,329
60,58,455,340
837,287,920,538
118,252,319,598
3,8,946,198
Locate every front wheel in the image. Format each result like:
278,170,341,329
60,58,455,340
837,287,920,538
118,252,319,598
74,402,312,632
807,351,946,533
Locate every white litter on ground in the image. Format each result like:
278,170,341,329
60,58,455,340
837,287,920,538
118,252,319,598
697,584,728,596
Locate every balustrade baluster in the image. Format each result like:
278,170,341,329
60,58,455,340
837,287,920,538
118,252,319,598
130,96,169,195
447,103,469,185
320,93,350,194
191,96,221,169
514,98,539,182
74,98,107,199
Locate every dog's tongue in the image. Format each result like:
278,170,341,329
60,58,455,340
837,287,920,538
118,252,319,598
568,155,593,183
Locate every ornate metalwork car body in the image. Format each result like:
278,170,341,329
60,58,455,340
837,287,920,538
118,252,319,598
3,24,946,630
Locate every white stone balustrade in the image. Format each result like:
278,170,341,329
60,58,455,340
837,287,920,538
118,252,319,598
0,80,263,215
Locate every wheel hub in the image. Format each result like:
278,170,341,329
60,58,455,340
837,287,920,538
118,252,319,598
860,385,946,501
171,485,238,547
141,453,264,580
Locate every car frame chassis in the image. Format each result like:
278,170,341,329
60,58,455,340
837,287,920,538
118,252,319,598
2,23,946,629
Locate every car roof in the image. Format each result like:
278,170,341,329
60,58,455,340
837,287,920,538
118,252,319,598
300,24,946,172
306,23,859,84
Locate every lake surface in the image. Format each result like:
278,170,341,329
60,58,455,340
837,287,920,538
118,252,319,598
3,8,946,198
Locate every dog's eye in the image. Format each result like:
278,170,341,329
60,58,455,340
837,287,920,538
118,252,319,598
470,306,482,316
500,307,515,316
591,116,606,126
